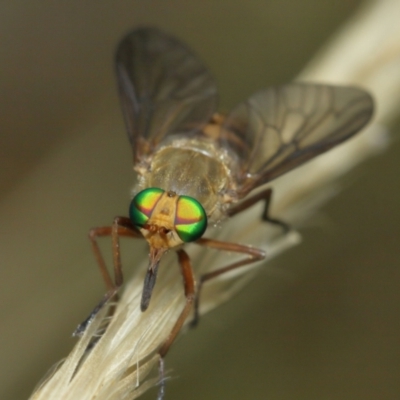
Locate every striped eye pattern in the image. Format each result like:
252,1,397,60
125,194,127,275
175,195,207,242
130,188,207,242
130,187,164,227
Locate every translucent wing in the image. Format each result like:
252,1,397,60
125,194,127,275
220,83,374,196
115,28,218,163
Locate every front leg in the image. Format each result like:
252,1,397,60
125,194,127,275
73,216,142,336
156,249,196,400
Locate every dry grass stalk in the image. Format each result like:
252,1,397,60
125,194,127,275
31,0,400,398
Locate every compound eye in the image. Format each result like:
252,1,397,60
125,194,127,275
175,195,207,242
129,187,164,228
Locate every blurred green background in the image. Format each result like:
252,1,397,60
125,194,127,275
1,1,400,399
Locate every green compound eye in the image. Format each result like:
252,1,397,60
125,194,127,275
175,195,207,242
130,187,165,228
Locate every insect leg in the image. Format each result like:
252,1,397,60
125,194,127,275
190,238,265,327
157,357,166,400
159,249,196,357
156,249,195,400
228,187,290,232
74,217,142,336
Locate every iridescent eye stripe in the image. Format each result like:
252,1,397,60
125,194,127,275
130,187,164,228
175,195,207,243
175,196,204,225
136,188,164,217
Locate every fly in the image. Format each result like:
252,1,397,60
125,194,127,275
74,27,374,399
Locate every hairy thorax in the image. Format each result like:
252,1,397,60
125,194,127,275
135,137,237,222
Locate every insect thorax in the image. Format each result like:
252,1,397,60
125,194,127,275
135,138,236,222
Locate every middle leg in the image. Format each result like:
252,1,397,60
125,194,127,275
227,187,290,232
190,237,265,327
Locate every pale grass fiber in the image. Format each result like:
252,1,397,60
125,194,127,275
31,0,400,398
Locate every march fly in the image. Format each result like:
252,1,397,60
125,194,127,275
74,27,374,399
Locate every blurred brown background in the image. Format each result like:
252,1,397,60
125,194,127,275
1,1,399,399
